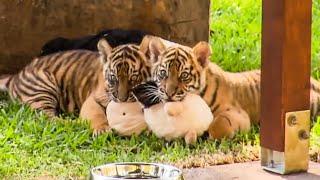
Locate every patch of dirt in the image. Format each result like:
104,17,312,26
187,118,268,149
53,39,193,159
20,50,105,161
172,146,320,169
173,145,260,168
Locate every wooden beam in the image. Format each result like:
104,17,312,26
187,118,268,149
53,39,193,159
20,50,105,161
260,0,312,174
261,0,311,151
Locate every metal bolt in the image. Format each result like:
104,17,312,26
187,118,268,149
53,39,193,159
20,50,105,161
270,160,275,168
287,115,297,126
298,130,309,140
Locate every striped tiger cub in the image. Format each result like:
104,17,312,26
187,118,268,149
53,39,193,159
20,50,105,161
143,36,320,139
0,39,152,136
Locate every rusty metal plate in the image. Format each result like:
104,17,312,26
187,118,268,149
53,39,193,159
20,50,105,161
261,110,310,174
284,110,310,173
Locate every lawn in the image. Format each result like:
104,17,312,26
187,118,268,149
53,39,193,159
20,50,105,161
1,0,320,179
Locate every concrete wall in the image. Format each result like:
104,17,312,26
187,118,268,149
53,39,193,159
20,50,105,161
0,0,210,74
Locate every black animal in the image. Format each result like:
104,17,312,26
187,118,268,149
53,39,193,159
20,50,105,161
132,81,162,108
39,29,149,56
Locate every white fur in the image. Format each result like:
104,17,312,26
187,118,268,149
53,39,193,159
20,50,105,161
106,101,147,136
144,93,213,141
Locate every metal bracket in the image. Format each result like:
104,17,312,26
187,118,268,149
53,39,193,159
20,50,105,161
261,110,310,174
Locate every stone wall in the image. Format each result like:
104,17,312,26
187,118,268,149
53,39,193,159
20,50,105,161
0,0,210,74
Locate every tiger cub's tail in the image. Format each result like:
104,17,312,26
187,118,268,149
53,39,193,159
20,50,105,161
0,74,13,91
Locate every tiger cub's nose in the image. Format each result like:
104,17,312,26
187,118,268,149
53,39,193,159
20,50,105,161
118,93,129,102
166,89,176,98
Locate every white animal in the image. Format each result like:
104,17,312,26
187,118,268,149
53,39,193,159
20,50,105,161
106,101,147,136
132,81,213,144
143,93,213,144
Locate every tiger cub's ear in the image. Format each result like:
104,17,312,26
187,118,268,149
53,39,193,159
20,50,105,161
140,35,166,64
97,39,112,63
192,41,211,68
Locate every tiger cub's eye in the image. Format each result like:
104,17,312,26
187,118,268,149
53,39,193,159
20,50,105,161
131,75,137,81
130,75,140,82
180,72,190,81
108,74,117,85
159,70,167,79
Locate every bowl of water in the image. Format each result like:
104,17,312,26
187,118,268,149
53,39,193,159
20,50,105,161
90,162,183,180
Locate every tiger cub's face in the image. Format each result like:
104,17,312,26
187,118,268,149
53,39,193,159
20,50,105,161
98,39,151,102
146,37,211,102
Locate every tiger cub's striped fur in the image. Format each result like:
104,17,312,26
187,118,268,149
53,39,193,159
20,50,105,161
0,39,151,135
4,50,103,116
145,36,320,139
98,39,152,103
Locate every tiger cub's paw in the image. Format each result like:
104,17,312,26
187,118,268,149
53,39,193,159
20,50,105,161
184,130,197,145
92,124,112,137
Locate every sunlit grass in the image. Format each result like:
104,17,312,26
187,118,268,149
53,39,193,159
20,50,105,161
0,97,260,178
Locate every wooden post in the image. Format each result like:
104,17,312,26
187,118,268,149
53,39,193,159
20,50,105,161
260,0,312,174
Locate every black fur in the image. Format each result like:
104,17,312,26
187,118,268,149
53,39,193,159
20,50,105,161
39,29,149,56
132,81,162,108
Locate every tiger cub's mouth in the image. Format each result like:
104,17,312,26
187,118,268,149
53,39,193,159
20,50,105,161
110,92,137,103
161,91,186,102
162,95,185,102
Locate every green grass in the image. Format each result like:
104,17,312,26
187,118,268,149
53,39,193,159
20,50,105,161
210,0,262,72
0,98,260,179
210,0,320,77
1,0,320,179
312,0,320,79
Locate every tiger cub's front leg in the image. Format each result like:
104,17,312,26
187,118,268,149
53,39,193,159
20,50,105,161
208,107,251,139
80,93,110,136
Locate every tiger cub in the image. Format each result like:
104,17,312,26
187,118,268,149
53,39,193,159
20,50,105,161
0,39,151,136
143,36,320,139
